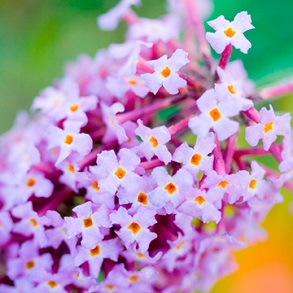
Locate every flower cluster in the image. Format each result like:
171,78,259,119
1,1,293,292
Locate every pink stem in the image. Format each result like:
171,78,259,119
118,95,183,124
168,116,191,136
213,135,226,175
258,81,293,100
224,134,237,173
218,44,233,70
79,141,117,170
183,0,211,64
139,159,164,170
234,147,269,158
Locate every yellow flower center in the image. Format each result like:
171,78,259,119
263,122,274,133
149,136,158,148
228,85,236,94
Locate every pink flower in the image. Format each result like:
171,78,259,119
110,206,157,252
173,133,215,178
48,121,93,165
141,49,189,94
135,119,172,164
245,104,291,151
188,88,239,141
97,0,141,31
206,11,254,54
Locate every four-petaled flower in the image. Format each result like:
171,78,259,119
141,49,189,94
246,104,291,151
188,88,239,141
206,11,254,53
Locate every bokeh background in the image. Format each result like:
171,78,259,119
1,0,293,291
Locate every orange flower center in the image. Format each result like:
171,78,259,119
68,164,75,173
47,281,58,288
137,192,148,205
149,136,158,148
26,177,36,187
190,153,202,166
83,216,94,228
224,27,236,38
90,245,101,256
263,122,274,133
64,135,74,145
228,85,236,94
128,275,139,282
249,179,257,189
127,221,141,235
217,180,229,188
92,180,100,191
161,66,171,78
209,108,221,122
164,182,177,194
70,104,79,112
194,196,206,205
29,218,38,227
114,167,126,179
26,260,35,270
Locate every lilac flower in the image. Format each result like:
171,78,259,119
202,170,245,205
0,211,13,246
19,169,54,200
188,88,239,141
206,11,254,53
148,167,194,213
215,66,253,112
94,148,141,194
6,240,53,280
173,133,215,178
63,202,111,249
246,104,291,150
74,238,122,278
48,121,93,165
106,74,149,99
178,188,221,223
100,102,128,144
116,174,156,210
135,119,172,164
110,206,157,252
141,49,189,94
11,202,50,248
127,15,180,43
97,0,141,31
80,168,116,209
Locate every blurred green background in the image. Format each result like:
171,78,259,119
1,0,293,291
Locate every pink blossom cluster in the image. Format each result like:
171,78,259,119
1,1,293,292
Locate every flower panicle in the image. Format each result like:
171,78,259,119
1,1,293,292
